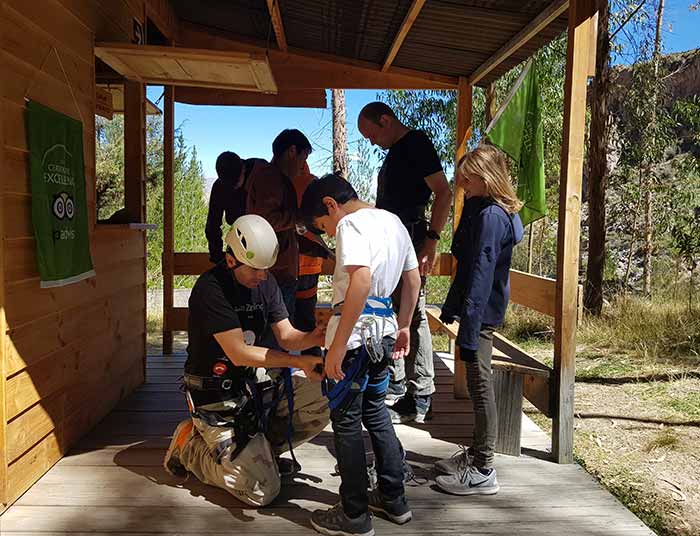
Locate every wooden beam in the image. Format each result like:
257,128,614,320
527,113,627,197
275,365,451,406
162,85,175,355
124,80,146,223
381,0,427,72
174,87,326,108
265,0,288,52
0,75,8,509
469,0,569,86
452,78,472,400
553,0,598,464
178,22,458,90
146,0,180,41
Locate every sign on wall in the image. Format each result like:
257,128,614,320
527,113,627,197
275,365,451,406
25,100,95,288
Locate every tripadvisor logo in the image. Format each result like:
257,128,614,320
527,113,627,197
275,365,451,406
42,144,77,241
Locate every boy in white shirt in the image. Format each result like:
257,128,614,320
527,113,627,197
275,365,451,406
300,174,421,536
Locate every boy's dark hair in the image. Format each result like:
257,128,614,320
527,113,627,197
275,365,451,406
215,151,243,182
358,101,397,126
300,174,358,229
272,129,313,158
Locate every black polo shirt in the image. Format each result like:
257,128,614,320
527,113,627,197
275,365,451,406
185,263,288,403
376,129,443,225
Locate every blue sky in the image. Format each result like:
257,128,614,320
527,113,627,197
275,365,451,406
146,0,699,182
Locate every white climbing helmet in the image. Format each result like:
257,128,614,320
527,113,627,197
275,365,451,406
225,215,279,269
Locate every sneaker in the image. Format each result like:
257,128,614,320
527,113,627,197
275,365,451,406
277,457,302,477
367,489,412,524
384,381,406,406
310,503,375,536
435,466,499,496
163,419,194,477
388,394,415,424
389,394,432,424
434,446,475,475
414,395,432,424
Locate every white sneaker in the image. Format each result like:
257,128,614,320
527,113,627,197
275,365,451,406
433,446,474,475
435,466,499,496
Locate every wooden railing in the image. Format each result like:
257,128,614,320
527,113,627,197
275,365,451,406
164,252,580,333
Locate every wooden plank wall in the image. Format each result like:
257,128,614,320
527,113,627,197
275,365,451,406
1,0,148,508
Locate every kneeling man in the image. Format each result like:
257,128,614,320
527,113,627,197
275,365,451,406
164,214,329,506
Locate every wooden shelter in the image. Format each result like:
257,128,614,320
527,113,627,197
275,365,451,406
0,0,598,514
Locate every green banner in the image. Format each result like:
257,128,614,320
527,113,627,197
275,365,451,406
26,101,94,288
486,61,546,227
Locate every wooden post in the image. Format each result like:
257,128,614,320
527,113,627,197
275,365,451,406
163,85,175,355
124,81,146,223
452,77,472,399
553,0,598,463
0,85,8,509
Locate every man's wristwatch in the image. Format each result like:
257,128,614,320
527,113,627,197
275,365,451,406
426,229,440,241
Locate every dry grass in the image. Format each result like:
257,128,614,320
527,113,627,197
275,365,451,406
515,295,700,536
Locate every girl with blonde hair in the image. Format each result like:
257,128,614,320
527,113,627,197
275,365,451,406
433,143,524,496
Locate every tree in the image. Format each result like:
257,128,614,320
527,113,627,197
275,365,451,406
584,0,612,315
96,113,210,290
95,116,125,219
641,0,666,295
331,89,349,178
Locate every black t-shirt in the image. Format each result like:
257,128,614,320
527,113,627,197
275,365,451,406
375,130,443,225
185,263,288,400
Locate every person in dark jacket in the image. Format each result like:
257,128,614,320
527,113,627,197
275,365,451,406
433,144,524,496
247,130,313,318
205,153,266,263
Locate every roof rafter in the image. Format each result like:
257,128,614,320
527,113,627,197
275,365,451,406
266,0,288,52
469,0,569,85
381,0,427,72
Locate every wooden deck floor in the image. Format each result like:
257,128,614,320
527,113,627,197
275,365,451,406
1,350,654,535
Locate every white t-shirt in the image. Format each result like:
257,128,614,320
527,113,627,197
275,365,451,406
325,208,419,350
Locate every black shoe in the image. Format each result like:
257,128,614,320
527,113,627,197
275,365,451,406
414,395,433,424
277,457,302,476
384,381,406,406
368,489,412,525
388,394,416,424
310,503,374,536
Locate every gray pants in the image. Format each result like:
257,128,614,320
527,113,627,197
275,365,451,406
172,373,329,506
463,325,497,469
389,281,435,396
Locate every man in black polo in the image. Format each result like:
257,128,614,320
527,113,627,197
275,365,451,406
358,102,453,424
164,214,329,507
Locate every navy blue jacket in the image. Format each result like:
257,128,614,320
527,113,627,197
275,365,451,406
441,196,524,351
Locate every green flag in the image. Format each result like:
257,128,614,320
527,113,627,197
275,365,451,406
486,61,546,226
26,100,95,288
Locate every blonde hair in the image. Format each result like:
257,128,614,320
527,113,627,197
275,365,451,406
458,144,523,214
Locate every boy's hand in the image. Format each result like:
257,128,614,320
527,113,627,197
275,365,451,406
300,355,325,382
324,346,345,381
392,327,411,360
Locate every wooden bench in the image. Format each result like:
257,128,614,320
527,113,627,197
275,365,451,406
425,306,552,457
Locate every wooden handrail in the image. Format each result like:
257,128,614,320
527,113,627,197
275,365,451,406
169,252,578,320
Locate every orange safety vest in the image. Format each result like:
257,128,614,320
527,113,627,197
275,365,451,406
292,167,324,280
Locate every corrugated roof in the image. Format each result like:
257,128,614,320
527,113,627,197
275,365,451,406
169,0,568,87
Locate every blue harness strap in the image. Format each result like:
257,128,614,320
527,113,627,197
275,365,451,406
332,296,394,318
323,296,394,412
322,347,372,411
245,369,299,469
281,368,299,468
